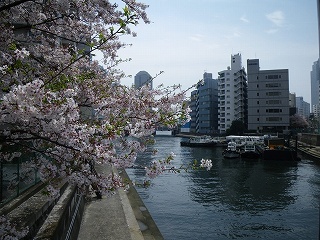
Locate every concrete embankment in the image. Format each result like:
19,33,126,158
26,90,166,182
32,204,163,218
294,141,320,160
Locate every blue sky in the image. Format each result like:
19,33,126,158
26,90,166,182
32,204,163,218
106,0,318,103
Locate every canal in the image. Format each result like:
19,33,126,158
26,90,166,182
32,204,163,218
126,136,320,240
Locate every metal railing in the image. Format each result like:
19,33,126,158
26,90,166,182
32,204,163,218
1,156,40,207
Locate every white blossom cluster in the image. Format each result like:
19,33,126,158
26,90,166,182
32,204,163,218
200,159,213,171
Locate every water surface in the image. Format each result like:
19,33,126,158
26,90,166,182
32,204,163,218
126,136,320,240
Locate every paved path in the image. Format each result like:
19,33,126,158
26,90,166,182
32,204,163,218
78,164,163,240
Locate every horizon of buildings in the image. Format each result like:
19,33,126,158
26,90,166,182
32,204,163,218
135,52,312,135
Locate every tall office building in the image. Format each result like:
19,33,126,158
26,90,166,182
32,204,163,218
311,0,320,113
247,59,290,132
134,71,152,89
218,53,248,134
189,72,219,134
318,0,320,58
311,60,320,110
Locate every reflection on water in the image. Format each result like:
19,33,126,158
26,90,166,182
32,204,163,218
126,136,320,240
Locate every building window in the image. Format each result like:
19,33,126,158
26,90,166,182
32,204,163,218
267,75,280,79
257,93,259,96
266,117,282,121
266,83,281,88
257,84,259,88
266,109,282,113
257,109,259,113
266,100,282,104
257,101,259,104
266,92,281,96
257,118,259,121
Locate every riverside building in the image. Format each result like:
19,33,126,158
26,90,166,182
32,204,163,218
189,72,219,134
247,59,290,133
218,53,248,134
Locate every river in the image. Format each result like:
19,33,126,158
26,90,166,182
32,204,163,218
126,136,320,240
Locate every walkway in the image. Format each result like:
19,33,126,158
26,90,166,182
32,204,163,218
78,164,164,240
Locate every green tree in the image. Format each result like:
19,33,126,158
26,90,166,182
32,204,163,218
226,120,246,135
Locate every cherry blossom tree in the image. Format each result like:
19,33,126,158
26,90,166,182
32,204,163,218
290,114,309,130
0,0,195,204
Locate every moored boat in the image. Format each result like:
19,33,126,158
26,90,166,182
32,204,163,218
240,143,261,160
223,142,240,159
180,135,218,147
260,138,299,161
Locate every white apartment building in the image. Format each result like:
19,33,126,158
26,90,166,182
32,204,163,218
218,54,248,134
296,96,310,119
247,59,290,132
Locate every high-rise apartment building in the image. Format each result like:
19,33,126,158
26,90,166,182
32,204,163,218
218,54,247,134
247,59,290,132
134,71,152,89
189,72,218,134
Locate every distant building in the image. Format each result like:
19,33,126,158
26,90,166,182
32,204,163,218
134,71,152,89
296,96,310,118
218,53,248,134
311,60,320,110
189,72,218,134
247,59,290,133
289,92,297,116
180,121,191,133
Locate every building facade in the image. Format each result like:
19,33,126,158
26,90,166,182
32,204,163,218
313,104,320,118
189,72,219,134
296,96,311,118
134,71,152,89
310,0,320,114
247,59,290,132
311,60,320,111
218,54,248,134
289,92,297,116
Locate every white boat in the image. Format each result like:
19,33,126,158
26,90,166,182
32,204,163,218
180,135,218,147
222,142,240,159
155,130,172,136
